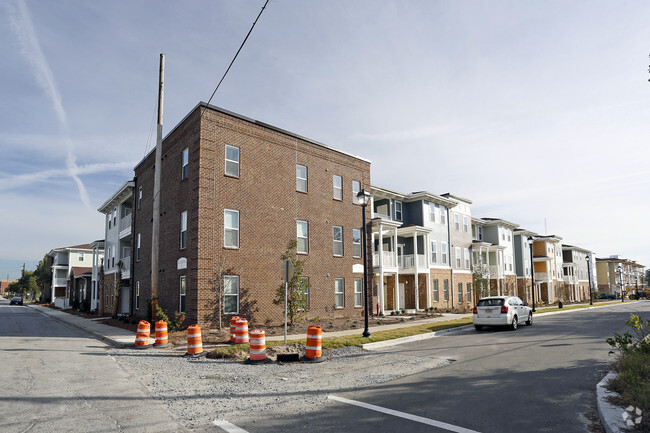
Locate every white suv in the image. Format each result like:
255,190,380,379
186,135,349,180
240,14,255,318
472,296,532,331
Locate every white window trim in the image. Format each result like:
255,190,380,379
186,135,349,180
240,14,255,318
181,147,189,180
224,275,239,314
180,211,187,249
333,175,343,201
334,278,345,308
224,209,240,248
297,220,309,254
333,226,343,257
225,144,240,177
352,229,361,258
179,276,186,313
354,278,363,307
296,164,308,192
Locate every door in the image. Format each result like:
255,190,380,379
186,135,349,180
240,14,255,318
120,287,130,314
398,283,405,310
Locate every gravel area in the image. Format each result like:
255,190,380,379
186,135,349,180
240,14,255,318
109,346,450,429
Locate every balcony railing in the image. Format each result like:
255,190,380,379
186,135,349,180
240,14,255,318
120,256,131,278
488,265,504,279
53,277,67,287
563,275,577,284
373,251,396,268
534,272,550,281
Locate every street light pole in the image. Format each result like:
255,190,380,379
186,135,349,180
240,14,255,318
357,189,372,338
619,264,625,303
586,254,593,305
528,236,536,313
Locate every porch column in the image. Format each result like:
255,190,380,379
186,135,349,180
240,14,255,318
394,227,399,310
414,232,419,310
426,235,431,308
486,249,490,297
377,222,385,314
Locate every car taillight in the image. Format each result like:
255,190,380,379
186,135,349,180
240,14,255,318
472,307,477,314
501,305,508,314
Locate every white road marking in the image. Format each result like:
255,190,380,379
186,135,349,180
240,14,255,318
328,395,482,433
213,419,249,432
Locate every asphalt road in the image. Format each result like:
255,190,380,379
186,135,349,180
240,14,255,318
0,299,185,433
224,301,650,433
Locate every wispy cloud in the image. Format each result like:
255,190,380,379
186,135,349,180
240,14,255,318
5,0,91,208
0,161,135,191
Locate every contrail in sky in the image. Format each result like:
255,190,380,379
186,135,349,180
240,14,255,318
5,0,92,208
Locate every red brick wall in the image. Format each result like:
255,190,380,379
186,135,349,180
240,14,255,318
134,105,371,327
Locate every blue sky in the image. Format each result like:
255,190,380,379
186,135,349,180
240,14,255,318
2,0,650,280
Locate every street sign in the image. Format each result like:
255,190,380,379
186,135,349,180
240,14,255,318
282,259,294,283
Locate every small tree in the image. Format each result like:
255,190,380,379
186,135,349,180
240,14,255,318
111,260,123,317
472,256,490,305
209,252,235,331
273,240,309,326
98,264,105,316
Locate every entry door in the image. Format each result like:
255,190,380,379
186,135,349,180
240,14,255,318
398,283,405,310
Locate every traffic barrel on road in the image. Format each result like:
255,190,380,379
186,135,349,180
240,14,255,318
247,329,268,364
303,325,324,362
229,316,241,344
154,320,170,348
186,325,203,356
235,318,249,344
135,320,152,349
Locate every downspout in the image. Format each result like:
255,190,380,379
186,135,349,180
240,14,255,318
130,176,137,317
447,206,454,309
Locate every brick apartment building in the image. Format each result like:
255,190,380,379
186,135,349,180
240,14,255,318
132,103,371,326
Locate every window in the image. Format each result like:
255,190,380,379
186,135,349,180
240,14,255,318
135,281,140,309
224,275,239,314
297,220,308,253
111,246,115,268
136,233,141,261
224,209,239,248
333,175,342,200
333,226,343,256
181,147,189,180
299,277,309,309
508,255,513,271
395,201,403,221
138,186,142,209
108,213,111,229
454,213,460,230
443,279,449,301
463,216,468,232
440,207,447,224
466,283,472,303
79,252,84,261
464,248,470,269
352,180,361,204
525,259,530,277
335,278,345,308
458,282,463,303
502,229,506,241
352,229,361,258
507,230,511,242
430,241,438,264
455,247,461,268
113,209,117,226
225,145,240,177
429,203,436,222
433,279,439,302
441,242,448,265
296,164,307,192
180,211,187,249
354,278,363,307
179,276,186,313
477,226,483,241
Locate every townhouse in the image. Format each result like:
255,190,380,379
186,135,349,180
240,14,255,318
47,243,102,309
97,181,135,315
131,103,371,326
472,218,519,298
442,194,475,309
513,228,536,303
596,256,645,298
561,245,592,302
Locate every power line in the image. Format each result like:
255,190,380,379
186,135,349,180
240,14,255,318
201,0,270,117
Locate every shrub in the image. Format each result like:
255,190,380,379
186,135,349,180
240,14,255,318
154,304,187,332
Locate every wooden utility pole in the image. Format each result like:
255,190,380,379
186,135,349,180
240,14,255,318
151,53,164,319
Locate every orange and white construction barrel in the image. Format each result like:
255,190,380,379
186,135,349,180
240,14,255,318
186,324,203,356
303,325,324,362
229,316,241,344
235,318,249,344
247,329,268,364
134,320,152,349
154,320,170,348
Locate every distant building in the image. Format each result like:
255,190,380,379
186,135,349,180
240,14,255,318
0,280,17,294
47,244,102,309
596,256,645,298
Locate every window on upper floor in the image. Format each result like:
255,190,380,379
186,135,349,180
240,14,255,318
333,226,343,256
138,186,142,209
430,203,436,223
352,180,361,204
441,242,448,264
431,241,438,264
182,147,189,180
180,211,187,249
136,233,141,261
352,229,361,258
113,209,117,226
507,230,511,242
440,207,447,225
454,213,460,230
395,201,403,221
224,209,239,248
477,226,483,241
296,165,308,193
463,216,468,233
464,248,470,269
455,247,461,268
297,220,309,254
79,252,84,261
333,175,343,201
225,145,240,177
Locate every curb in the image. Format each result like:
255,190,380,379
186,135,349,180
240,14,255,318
597,371,627,433
362,324,473,350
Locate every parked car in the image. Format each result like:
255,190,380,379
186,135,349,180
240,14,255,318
473,296,532,331
10,296,23,306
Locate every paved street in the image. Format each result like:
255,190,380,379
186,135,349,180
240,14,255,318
0,299,185,433
222,302,650,433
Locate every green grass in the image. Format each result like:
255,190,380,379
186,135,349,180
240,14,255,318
609,350,650,431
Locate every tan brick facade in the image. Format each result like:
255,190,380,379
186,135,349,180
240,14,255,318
133,104,371,327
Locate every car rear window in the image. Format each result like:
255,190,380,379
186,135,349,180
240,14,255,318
478,299,504,307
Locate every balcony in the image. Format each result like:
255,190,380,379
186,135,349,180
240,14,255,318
488,265,504,279
397,254,427,271
563,275,578,285
119,213,132,238
534,272,550,281
53,277,67,287
373,251,396,268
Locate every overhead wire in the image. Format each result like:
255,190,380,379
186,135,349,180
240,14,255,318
200,0,270,118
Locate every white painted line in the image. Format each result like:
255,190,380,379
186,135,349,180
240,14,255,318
213,419,249,432
328,395,482,433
